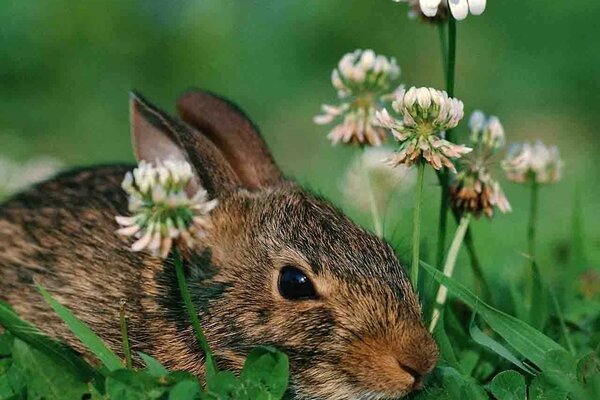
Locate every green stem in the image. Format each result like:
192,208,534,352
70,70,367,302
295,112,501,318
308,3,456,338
436,175,449,269
173,248,217,376
119,299,132,369
361,149,383,238
527,176,539,263
447,14,457,99
527,176,539,302
435,14,457,271
411,162,426,288
430,214,471,332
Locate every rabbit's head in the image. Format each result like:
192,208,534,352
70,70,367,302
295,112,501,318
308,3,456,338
131,91,438,400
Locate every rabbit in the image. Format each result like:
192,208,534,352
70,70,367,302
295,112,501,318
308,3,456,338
0,89,439,400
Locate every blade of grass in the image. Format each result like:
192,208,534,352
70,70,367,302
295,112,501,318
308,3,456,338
0,301,96,380
421,261,564,370
469,319,537,375
549,287,576,356
37,284,123,371
119,299,133,369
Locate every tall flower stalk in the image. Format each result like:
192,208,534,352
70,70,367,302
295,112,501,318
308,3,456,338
527,175,539,269
315,49,404,237
115,159,218,375
431,111,511,328
412,162,426,286
173,247,217,376
436,14,456,271
503,141,563,303
376,86,469,287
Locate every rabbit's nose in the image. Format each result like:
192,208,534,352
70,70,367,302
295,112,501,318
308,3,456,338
397,361,425,390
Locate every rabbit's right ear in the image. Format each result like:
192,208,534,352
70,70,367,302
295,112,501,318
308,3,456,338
129,92,240,197
176,90,283,190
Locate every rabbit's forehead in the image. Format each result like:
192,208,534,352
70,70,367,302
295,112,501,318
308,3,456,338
252,189,415,300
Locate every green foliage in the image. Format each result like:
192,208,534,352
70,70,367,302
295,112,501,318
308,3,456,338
418,263,600,400
37,284,124,372
490,370,526,400
0,301,96,381
422,261,564,369
0,292,289,400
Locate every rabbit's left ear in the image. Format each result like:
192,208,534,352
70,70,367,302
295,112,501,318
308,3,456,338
177,89,283,190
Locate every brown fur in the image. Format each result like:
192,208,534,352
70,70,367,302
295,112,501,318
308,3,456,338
0,90,438,400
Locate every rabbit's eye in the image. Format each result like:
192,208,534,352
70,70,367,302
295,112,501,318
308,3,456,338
278,266,317,300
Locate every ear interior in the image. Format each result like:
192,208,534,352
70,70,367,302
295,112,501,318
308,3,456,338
129,92,240,197
130,92,188,165
177,89,283,190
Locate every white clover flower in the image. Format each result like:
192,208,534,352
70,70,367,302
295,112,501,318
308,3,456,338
375,87,470,172
502,141,563,184
315,49,402,147
393,0,486,21
116,159,218,258
469,110,505,151
342,147,416,212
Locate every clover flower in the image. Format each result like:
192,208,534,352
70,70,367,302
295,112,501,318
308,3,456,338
115,159,218,258
342,147,415,213
450,164,511,218
502,141,563,184
469,110,505,152
375,86,470,172
394,0,486,21
315,49,401,147
450,111,510,218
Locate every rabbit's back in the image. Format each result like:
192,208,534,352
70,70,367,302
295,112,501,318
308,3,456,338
0,165,151,356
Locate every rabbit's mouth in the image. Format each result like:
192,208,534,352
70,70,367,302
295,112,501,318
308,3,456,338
283,365,424,400
284,385,414,400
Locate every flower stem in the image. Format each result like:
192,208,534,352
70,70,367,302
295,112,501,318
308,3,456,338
447,14,457,100
429,213,471,332
361,149,383,238
119,299,132,369
435,13,457,271
411,162,426,288
436,176,450,268
527,175,539,302
527,176,539,263
173,247,217,376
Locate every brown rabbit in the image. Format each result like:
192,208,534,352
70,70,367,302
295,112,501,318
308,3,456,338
0,90,438,399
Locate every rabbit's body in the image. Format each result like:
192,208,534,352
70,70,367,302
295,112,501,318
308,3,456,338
0,90,438,400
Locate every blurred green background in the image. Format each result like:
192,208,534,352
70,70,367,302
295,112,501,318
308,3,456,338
1,1,598,291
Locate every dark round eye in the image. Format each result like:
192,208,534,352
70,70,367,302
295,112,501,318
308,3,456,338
278,266,317,300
